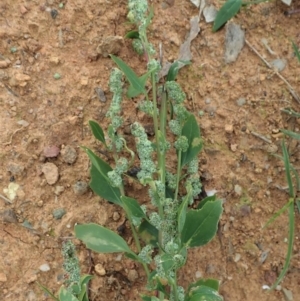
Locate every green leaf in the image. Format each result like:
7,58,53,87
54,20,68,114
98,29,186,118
83,147,122,205
213,0,242,32
186,285,223,301
281,129,300,140
178,193,190,233
166,60,191,82
37,283,59,301
138,220,159,246
59,287,79,301
181,114,203,167
181,200,223,248
292,41,300,63
110,55,146,95
78,275,93,301
125,30,140,39
197,195,217,209
75,223,134,254
127,72,151,98
187,279,220,293
120,196,146,219
89,120,106,146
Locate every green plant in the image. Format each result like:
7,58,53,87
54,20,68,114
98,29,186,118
38,241,92,301
213,0,271,32
75,1,223,301
262,41,300,289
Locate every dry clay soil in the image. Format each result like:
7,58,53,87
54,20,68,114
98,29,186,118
1,1,300,301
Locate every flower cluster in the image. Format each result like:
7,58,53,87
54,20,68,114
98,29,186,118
174,135,189,152
132,38,144,55
165,81,186,104
147,59,161,82
62,241,81,292
107,157,128,188
138,244,153,264
131,122,156,184
128,0,148,24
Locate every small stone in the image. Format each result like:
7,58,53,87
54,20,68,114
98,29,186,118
49,56,60,65
20,5,28,14
224,22,245,64
282,288,293,301
230,144,238,152
3,182,20,201
39,263,50,272
234,184,242,196
52,208,66,220
1,209,18,223
233,253,241,262
15,72,31,82
195,271,202,278
26,290,37,301
17,120,29,127
203,5,217,23
0,60,10,68
225,124,233,134
54,185,64,196
0,272,7,282
80,77,89,86
271,59,286,72
41,162,59,185
97,36,124,58
95,87,106,102
206,264,216,274
26,273,37,284
7,162,25,177
113,211,121,221
61,145,77,164
127,269,138,282
95,263,106,276
51,9,58,19
240,204,251,216
236,97,246,106
37,200,44,207
72,181,88,195
43,145,60,158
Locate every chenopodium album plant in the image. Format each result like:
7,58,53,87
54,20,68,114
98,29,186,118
75,1,223,301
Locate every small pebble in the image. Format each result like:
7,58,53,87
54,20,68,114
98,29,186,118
203,5,218,23
113,211,121,221
234,184,242,196
236,97,246,106
95,87,107,102
39,263,50,272
43,145,60,158
270,59,286,72
127,269,138,282
7,162,25,177
54,185,64,196
42,162,59,185
282,288,293,301
72,181,88,195
51,9,58,19
233,253,241,262
26,290,37,301
17,120,29,127
225,124,233,134
1,209,18,223
61,145,77,164
195,271,202,278
52,208,66,220
95,263,106,276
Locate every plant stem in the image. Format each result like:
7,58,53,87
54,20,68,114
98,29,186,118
174,151,182,202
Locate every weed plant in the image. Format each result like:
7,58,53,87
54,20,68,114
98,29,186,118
41,1,223,300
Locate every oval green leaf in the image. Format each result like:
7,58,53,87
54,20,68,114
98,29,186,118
110,55,146,95
181,200,223,248
121,196,146,219
75,223,134,254
181,114,203,167
82,147,122,205
187,285,223,301
89,120,106,146
213,0,242,32
59,287,79,301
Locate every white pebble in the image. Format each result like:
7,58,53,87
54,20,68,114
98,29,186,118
39,263,50,272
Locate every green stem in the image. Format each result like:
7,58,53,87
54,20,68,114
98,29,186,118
174,151,182,202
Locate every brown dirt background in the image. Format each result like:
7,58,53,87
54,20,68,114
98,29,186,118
0,0,300,300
